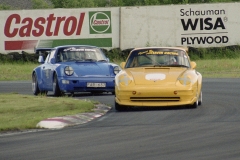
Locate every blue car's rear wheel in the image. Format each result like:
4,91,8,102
32,72,40,95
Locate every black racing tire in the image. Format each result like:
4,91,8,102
189,91,201,109
190,101,198,108
40,91,48,96
115,100,126,111
32,72,40,96
53,74,61,96
68,92,74,97
198,91,202,106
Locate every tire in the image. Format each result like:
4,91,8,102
68,92,74,97
32,73,40,95
198,91,202,106
189,90,202,109
190,101,198,108
115,100,126,111
53,74,61,96
40,91,48,96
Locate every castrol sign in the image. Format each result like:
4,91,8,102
4,13,85,37
0,8,119,53
89,11,111,34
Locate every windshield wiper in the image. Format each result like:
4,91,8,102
153,64,189,68
97,59,108,62
84,59,97,62
153,64,165,67
75,60,84,62
143,55,162,66
166,64,189,68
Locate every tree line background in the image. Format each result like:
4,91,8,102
0,0,239,10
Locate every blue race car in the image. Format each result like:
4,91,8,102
32,45,121,96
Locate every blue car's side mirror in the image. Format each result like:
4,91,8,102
38,55,44,64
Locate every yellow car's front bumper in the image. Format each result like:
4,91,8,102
115,86,198,107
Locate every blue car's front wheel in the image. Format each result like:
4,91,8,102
53,74,62,96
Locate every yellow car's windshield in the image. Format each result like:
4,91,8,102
125,48,190,68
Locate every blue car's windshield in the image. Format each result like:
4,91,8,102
55,47,107,62
125,48,190,68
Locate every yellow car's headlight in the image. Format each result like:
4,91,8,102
178,74,192,86
117,74,132,86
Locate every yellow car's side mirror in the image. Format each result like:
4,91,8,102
190,61,197,69
120,62,126,69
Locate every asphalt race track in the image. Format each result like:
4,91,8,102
1,78,240,160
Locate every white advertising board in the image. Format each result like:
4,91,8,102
0,3,240,53
120,3,240,49
0,8,120,53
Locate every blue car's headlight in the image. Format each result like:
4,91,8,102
64,66,74,76
114,66,121,75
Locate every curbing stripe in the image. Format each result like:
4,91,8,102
36,104,111,129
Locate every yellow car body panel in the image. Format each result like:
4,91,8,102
115,47,202,110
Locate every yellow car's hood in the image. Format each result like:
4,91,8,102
127,67,188,85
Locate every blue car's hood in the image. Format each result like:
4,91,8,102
70,62,112,76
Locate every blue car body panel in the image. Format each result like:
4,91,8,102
32,45,120,94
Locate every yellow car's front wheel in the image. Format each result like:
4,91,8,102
115,100,128,111
190,101,198,108
189,91,202,108
198,91,202,106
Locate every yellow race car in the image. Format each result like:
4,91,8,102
115,47,202,111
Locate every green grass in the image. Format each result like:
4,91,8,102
0,62,38,81
195,58,240,78
0,93,95,132
1,58,240,81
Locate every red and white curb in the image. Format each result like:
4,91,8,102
36,104,111,129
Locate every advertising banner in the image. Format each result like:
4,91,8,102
0,8,120,53
1,3,240,53
120,3,240,49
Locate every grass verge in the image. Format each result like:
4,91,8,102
0,62,38,81
195,58,240,78
1,58,240,81
0,93,95,132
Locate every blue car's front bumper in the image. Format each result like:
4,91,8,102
58,76,115,93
